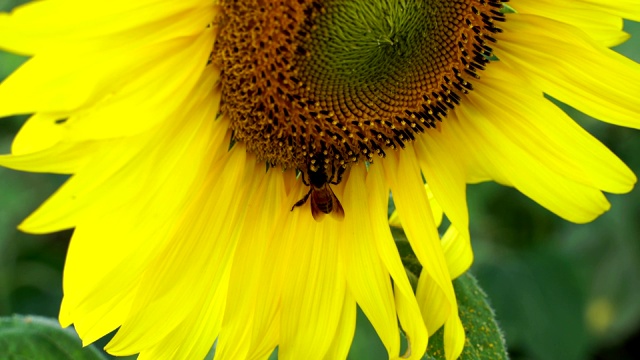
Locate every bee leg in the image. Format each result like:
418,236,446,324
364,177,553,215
331,165,346,185
300,169,310,186
291,188,312,211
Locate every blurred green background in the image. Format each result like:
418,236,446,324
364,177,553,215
0,1,639,359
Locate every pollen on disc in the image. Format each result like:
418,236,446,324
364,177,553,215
213,0,505,179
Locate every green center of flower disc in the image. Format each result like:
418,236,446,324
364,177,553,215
214,0,504,180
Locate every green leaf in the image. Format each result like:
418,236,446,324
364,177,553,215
0,315,107,360
392,227,421,291
425,274,508,360
0,50,28,81
391,225,507,359
0,0,31,13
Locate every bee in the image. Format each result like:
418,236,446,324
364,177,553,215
291,164,345,222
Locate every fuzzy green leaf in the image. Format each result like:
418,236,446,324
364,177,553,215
425,273,508,360
0,315,107,360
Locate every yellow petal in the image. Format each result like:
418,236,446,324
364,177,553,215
323,292,357,360
478,62,636,195
105,148,250,355
440,226,473,280
511,0,629,47
277,183,347,360
341,164,400,357
451,61,635,223
389,184,443,229
496,14,640,129
415,272,449,342
0,29,215,142
413,123,474,279
0,0,214,55
137,263,230,360
60,116,225,334
383,150,456,305
443,315,465,360
10,113,65,155
214,167,287,360
60,287,134,346
415,271,466,360
367,164,429,360
414,126,469,237
388,210,402,228
455,104,611,223
383,150,449,282
244,177,305,359
382,150,460,357
17,72,224,233
570,0,640,21
0,138,105,175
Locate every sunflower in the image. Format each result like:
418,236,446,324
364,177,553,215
0,0,638,359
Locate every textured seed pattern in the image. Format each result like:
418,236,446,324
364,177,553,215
213,0,505,180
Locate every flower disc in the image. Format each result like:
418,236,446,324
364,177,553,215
214,0,504,180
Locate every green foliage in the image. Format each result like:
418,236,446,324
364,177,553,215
473,248,589,360
425,274,508,360
0,0,29,12
0,315,106,360
394,229,508,360
391,227,421,291
348,308,389,359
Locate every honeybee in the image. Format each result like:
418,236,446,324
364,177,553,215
291,165,345,222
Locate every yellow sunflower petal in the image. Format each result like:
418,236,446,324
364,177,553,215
449,61,635,223
0,65,222,169
389,184,443,229
393,284,429,360
0,137,105,175
14,71,223,233
383,149,461,358
415,271,465,360
383,150,452,287
414,273,449,342
323,292,357,360
214,168,287,360
277,183,347,360
453,102,612,223
137,264,230,360
440,226,473,281
60,119,226,333
0,30,214,142
367,164,429,360
511,0,630,47
571,0,640,21
414,129,469,236
9,113,64,155
243,177,309,359
496,14,640,129
413,125,474,279
442,316,466,360
478,62,636,194
105,149,251,355
0,0,214,55
388,210,402,228
341,165,400,357
61,285,134,346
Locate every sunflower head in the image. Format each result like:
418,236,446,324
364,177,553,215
214,0,504,185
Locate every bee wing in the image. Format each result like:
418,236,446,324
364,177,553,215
310,200,327,222
310,185,344,222
329,193,345,221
